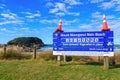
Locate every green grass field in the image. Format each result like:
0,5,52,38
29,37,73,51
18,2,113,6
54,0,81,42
0,60,120,80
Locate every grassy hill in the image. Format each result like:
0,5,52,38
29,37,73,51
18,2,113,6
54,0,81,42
0,60,120,80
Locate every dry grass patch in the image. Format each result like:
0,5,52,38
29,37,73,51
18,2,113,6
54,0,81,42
0,49,32,60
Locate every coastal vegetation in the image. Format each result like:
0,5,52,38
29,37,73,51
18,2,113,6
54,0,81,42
0,59,120,80
0,46,120,80
0,48,32,60
7,37,44,47
0,37,120,80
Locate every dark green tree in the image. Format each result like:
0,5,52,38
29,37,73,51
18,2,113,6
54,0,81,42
7,37,44,47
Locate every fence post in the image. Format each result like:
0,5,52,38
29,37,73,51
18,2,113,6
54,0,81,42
33,45,37,59
57,55,61,66
98,56,101,62
64,55,66,62
103,56,109,70
3,45,7,54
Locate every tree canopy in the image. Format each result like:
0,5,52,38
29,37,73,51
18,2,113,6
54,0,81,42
7,37,44,47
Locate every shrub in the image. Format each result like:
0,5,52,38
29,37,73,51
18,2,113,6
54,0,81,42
0,49,32,60
72,56,94,63
65,56,72,62
7,37,44,47
38,51,56,61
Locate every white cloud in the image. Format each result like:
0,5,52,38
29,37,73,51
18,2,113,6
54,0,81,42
50,8,59,13
115,5,120,11
23,11,41,19
11,27,40,34
20,27,29,30
0,4,6,8
0,20,24,25
46,2,54,7
33,29,40,34
49,2,67,13
67,6,72,9
68,12,80,16
91,12,115,20
64,24,93,32
20,27,32,33
64,19,78,25
89,0,103,3
64,0,82,5
0,10,25,26
91,12,120,43
26,13,41,18
107,18,120,42
99,1,115,9
56,12,65,16
99,0,120,10
0,28,16,33
79,24,93,29
49,2,80,16
1,13,16,19
40,19,58,24
40,19,78,26
21,12,32,15
0,28,7,31
1,10,18,20
92,11,102,19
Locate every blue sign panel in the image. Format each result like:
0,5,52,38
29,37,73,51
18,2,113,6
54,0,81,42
53,31,114,52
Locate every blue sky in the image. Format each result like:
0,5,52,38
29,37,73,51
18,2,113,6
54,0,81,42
0,0,120,44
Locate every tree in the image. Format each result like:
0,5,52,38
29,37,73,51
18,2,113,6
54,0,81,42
7,37,44,47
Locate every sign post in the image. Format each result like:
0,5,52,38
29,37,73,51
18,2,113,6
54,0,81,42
104,56,109,70
102,14,111,70
33,45,37,59
54,19,64,66
53,31,114,56
57,55,61,66
53,31,114,68
53,15,114,69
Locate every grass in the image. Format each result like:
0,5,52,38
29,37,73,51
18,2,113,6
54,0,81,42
0,48,32,60
0,60,120,80
0,48,120,80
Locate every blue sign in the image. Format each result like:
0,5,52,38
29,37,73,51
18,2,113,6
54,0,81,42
53,31,114,52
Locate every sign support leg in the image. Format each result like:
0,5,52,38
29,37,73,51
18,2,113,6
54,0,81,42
64,55,66,62
103,56,109,70
57,55,61,66
98,56,101,62
33,46,37,59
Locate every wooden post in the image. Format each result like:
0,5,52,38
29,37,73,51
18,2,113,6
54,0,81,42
57,55,61,66
33,46,37,59
98,56,100,62
64,55,66,62
112,54,116,65
3,45,7,54
103,56,109,70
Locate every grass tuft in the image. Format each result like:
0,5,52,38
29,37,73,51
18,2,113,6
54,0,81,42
37,51,56,61
0,49,32,60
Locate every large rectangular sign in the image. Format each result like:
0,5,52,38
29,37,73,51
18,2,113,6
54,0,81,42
53,31,114,56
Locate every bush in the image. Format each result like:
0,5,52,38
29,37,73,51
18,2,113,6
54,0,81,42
38,51,56,61
7,37,44,47
72,56,94,63
65,56,72,62
0,49,32,60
